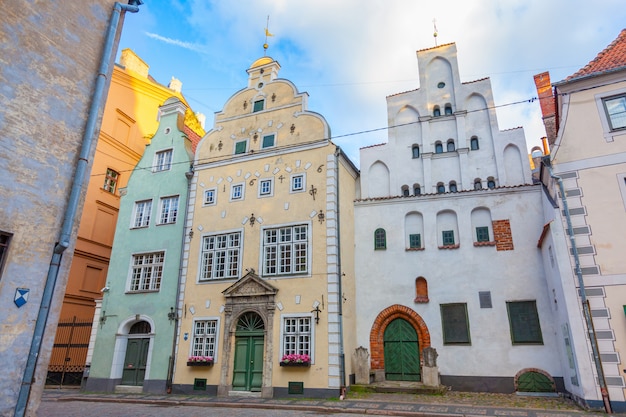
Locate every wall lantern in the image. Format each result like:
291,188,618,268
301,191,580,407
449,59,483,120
168,307,176,322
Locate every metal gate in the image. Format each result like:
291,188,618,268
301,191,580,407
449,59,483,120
46,316,92,386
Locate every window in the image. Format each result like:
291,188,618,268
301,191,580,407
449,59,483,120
263,225,309,276
230,183,244,201
374,228,386,250
476,226,490,242
470,136,479,150
204,188,217,206
447,140,455,152
154,149,172,172
449,182,457,193
259,178,273,197
283,316,312,358
433,106,441,117
291,174,305,192
413,185,421,196
442,230,455,245
200,232,241,280
409,233,421,249
159,196,179,224
132,200,152,228
103,168,119,194
402,185,410,197
412,145,420,159
474,180,482,190
262,134,275,148
441,303,471,345
444,105,453,115
253,99,265,112
603,95,626,131
192,319,218,358
487,178,496,189
129,251,164,292
234,140,247,155
437,183,445,194
435,142,443,154
507,301,543,344
0,232,11,280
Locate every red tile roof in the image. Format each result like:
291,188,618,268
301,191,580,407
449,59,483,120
566,29,626,81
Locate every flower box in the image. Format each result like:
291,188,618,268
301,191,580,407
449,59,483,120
187,356,213,366
279,354,310,367
280,361,310,367
187,361,213,367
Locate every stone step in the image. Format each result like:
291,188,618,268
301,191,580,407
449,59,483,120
114,385,143,394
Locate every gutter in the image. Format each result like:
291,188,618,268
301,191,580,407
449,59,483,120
15,2,141,416
334,147,347,395
543,156,612,414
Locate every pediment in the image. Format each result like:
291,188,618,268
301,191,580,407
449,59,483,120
222,269,278,298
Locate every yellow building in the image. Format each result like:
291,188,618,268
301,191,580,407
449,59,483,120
172,56,358,398
48,49,204,385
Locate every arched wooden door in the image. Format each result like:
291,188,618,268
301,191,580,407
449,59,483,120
121,321,151,386
383,318,420,381
232,312,264,391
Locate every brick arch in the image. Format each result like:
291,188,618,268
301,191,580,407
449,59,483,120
369,304,431,370
514,368,556,392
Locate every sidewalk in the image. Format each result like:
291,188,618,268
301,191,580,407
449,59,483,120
42,388,611,417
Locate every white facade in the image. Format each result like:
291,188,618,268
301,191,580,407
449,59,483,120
355,43,565,392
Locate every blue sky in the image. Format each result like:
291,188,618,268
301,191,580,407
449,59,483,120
117,0,625,166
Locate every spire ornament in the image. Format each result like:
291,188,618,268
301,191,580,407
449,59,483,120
263,15,274,55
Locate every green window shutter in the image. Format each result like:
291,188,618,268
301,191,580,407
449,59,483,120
442,230,454,245
507,301,543,344
440,303,470,344
409,234,421,249
476,226,489,242
235,141,246,154
262,134,275,148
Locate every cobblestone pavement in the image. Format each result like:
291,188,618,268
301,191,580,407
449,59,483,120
41,388,612,417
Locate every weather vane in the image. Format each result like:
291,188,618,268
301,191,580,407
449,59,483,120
433,18,438,46
264,15,274,55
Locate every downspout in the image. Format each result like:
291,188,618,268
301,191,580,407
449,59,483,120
543,156,612,413
334,147,347,396
167,165,194,393
15,2,141,416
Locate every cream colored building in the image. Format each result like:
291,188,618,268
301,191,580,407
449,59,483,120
536,29,626,411
171,56,358,398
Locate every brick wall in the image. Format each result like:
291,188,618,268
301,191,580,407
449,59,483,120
493,219,514,251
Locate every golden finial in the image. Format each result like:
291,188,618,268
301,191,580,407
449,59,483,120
433,18,438,46
264,15,274,55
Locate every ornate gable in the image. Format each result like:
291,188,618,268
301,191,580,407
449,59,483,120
222,269,278,299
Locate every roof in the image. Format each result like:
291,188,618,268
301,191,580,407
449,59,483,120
250,56,274,68
565,29,626,82
416,42,455,54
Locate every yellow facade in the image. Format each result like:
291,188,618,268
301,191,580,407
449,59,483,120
174,58,357,398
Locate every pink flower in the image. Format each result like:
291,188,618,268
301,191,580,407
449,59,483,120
188,355,213,362
280,353,310,364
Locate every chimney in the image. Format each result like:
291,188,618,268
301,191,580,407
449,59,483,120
195,112,206,130
120,49,149,78
533,72,557,145
168,77,182,93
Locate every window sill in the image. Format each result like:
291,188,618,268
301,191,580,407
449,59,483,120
473,241,496,247
438,244,459,250
187,361,214,367
280,362,311,367
414,296,429,303
126,289,160,294
406,247,424,251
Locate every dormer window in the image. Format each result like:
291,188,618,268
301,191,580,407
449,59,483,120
433,106,441,117
444,105,453,115
253,99,265,112
435,142,443,154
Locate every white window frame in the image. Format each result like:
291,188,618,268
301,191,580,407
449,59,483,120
230,183,245,201
261,222,310,277
199,230,242,281
158,195,179,225
103,168,119,194
258,178,274,198
154,149,173,172
203,188,217,206
128,251,165,292
190,317,221,361
279,313,314,363
595,88,626,142
290,173,306,193
132,199,152,228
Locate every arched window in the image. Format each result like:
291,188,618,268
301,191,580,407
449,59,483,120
437,183,445,194
413,184,421,196
449,181,457,192
433,106,441,117
401,185,410,197
487,177,496,189
412,145,420,159
470,136,479,150
435,142,443,154
447,140,455,152
374,228,386,250
444,104,453,115
474,179,482,190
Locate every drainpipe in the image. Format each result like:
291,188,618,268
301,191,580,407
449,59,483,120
15,2,141,416
167,165,195,393
334,147,347,396
543,156,612,413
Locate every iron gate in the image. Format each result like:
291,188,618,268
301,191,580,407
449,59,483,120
46,316,92,386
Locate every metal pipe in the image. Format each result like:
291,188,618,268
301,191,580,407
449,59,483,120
334,147,347,394
543,156,612,413
15,3,140,416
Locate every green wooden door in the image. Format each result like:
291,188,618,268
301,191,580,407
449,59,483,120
384,319,420,381
232,336,264,391
121,338,149,385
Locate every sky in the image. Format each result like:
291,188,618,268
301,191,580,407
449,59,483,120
117,0,626,166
